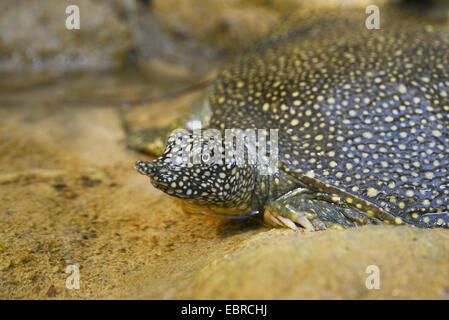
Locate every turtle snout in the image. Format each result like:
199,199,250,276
134,160,155,176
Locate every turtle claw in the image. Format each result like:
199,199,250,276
264,209,298,230
263,205,315,231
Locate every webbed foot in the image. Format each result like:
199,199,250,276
126,127,173,156
263,188,379,231
125,103,207,157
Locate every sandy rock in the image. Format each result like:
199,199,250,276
179,227,449,299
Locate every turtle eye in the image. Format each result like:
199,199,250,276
201,148,215,164
202,152,210,163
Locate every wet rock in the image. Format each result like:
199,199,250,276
152,0,282,53
0,0,132,76
0,0,222,89
0,0,385,85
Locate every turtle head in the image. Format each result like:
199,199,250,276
134,130,258,216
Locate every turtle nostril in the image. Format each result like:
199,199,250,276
134,160,154,176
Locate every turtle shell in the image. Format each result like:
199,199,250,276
206,9,449,224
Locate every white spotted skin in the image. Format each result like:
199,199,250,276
135,8,449,228
134,128,305,217
206,9,449,227
134,131,261,215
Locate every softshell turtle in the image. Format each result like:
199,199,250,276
130,7,449,231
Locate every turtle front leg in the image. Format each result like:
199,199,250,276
126,126,177,157
263,188,379,231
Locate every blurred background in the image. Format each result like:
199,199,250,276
1,0,397,92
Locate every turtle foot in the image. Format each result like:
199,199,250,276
263,188,377,231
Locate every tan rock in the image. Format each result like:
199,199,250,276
179,227,449,299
